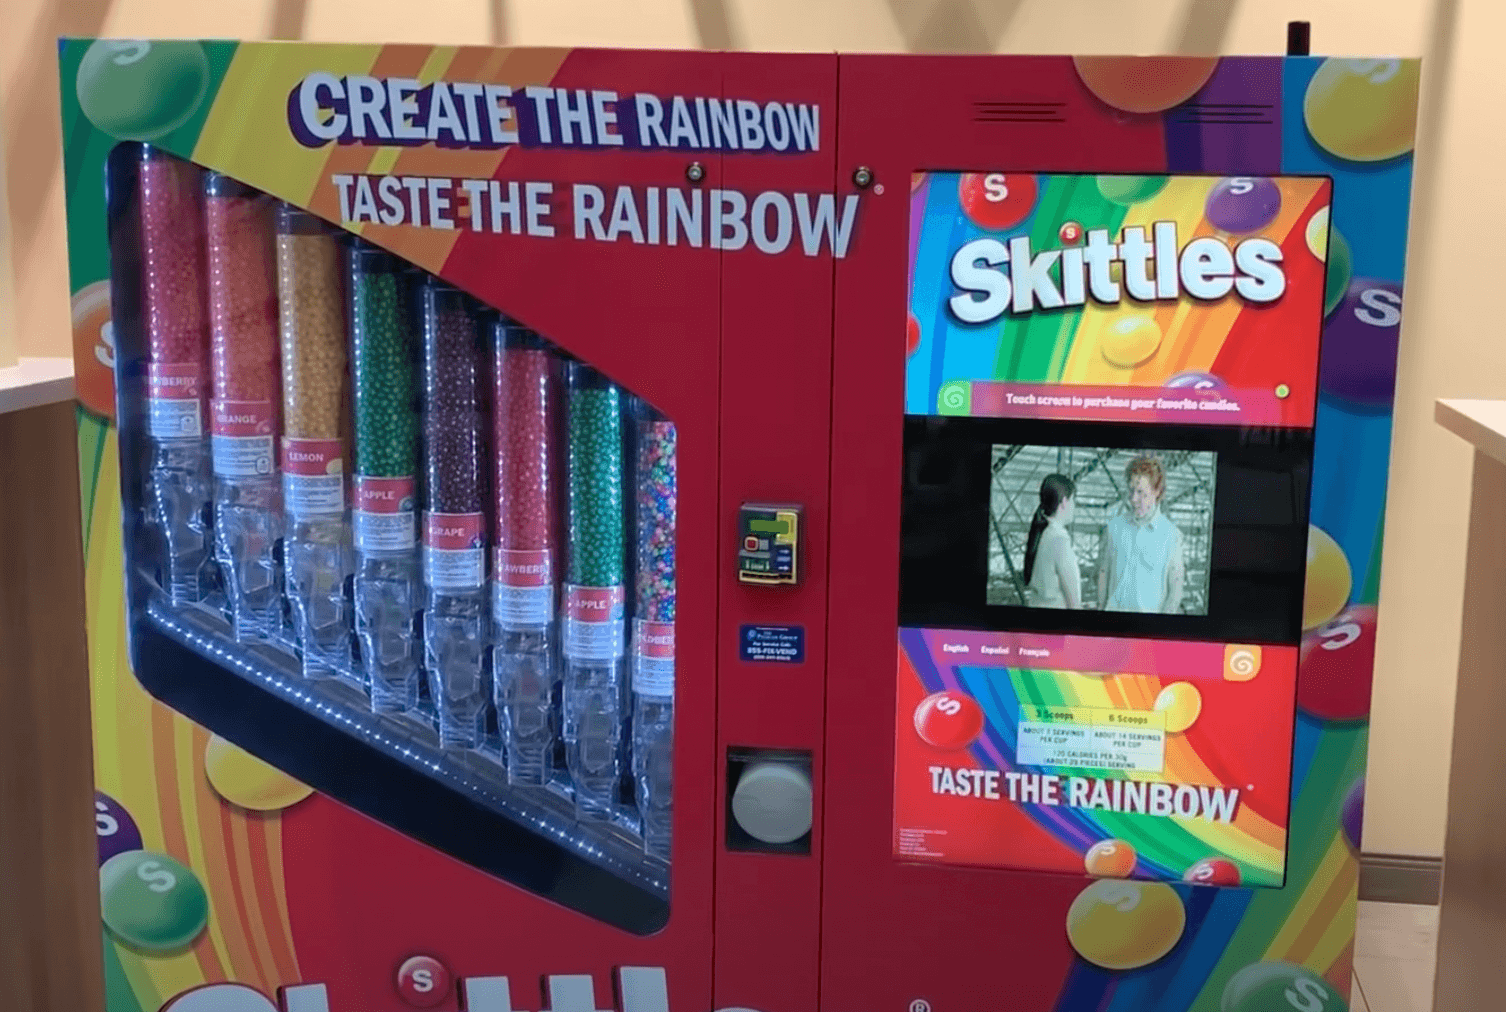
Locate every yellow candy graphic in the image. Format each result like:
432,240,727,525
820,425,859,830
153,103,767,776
1305,207,1330,259
1303,525,1352,631
205,736,314,812
1154,682,1203,734
1101,315,1162,368
1066,880,1186,970
1303,58,1420,162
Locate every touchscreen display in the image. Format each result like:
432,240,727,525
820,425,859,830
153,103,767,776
895,172,1331,888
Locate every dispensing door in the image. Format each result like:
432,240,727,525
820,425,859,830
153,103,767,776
823,55,1329,1011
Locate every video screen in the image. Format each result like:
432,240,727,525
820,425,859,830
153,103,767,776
897,171,1330,888
986,445,1217,617
901,415,1312,644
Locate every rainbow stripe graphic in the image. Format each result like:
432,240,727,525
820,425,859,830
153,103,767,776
79,413,301,1012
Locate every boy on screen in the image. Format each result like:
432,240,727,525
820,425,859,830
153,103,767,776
1097,455,1186,614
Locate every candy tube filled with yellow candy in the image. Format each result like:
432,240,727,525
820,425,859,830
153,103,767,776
276,204,352,678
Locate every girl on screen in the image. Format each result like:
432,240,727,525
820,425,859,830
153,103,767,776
1023,473,1082,610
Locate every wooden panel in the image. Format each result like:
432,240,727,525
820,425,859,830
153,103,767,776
0,401,103,1012
1433,448,1506,1011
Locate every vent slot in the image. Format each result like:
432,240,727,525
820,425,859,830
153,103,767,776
1171,103,1277,126
972,101,1067,124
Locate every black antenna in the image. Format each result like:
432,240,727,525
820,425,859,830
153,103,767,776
1286,21,1312,56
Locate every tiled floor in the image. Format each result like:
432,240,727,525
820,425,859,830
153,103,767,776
1352,901,1439,1012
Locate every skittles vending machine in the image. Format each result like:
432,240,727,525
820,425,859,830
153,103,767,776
59,40,1418,1012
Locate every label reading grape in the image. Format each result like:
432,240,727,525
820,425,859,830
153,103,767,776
281,438,345,517
424,512,486,590
563,584,626,661
210,400,275,477
147,363,203,439
633,620,675,697
354,476,416,552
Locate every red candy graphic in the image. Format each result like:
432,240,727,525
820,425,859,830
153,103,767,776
395,954,452,1008
914,691,985,750
958,173,1038,232
1298,604,1378,722
1184,857,1242,887
907,315,921,357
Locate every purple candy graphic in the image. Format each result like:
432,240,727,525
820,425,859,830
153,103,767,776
1341,778,1364,850
95,790,143,865
1319,278,1404,411
1205,177,1281,234
1165,371,1227,393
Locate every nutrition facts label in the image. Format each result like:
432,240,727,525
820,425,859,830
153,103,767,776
1016,705,1166,773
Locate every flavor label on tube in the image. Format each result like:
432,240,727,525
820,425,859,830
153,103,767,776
281,438,345,517
210,400,275,478
493,548,553,628
147,363,203,439
424,512,486,590
563,584,626,661
633,620,675,697
354,476,416,552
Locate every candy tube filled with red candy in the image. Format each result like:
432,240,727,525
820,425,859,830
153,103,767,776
205,171,282,642
491,317,558,785
139,146,211,606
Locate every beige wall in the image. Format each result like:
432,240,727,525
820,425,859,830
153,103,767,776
2,0,1487,857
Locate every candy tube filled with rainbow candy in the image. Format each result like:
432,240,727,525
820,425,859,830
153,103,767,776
138,146,212,606
562,361,627,820
631,399,676,861
276,204,352,678
349,240,420,714
491,317,559,785
420,278,490,749
205,172,282,642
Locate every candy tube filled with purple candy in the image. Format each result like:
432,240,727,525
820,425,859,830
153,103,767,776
420,278,490,748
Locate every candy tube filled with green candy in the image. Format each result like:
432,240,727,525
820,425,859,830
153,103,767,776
348,240,420,713
562,361,627,820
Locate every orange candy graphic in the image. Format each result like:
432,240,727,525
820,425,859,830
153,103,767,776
1073,57,1219,114
1084,838,1137,878
71,281,116,420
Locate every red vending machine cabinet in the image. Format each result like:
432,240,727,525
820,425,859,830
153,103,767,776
59,41,1418,1012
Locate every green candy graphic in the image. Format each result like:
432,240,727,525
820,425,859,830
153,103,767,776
76,40,209,141
100,850,209,952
